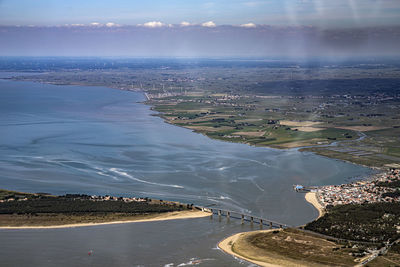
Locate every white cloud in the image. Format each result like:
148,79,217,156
105,22,119,27
180,21,192,27
90,22,102,26
240,23,257,28
142,21,165,28
201,21,216,27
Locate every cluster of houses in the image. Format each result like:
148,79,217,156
317,169,400,207
88,195,148,203
0,197,28,203
0,193,150,203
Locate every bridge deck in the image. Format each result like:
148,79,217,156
197,206,291,228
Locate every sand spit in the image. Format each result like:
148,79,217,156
0,210,211,230
218,230,285,267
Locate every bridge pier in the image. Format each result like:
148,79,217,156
205,207,287,229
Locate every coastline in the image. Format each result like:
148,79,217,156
218,230,281,267
4,74,394,171
0,79,373,227
218,227,371,267
305,192,324,219
5,75,385,168
0,210,210,230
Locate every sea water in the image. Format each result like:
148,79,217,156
0,75,374,266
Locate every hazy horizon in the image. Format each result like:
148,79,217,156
1,24,400,58
1,0,400,58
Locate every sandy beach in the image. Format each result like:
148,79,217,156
219,228,358,267
0,210,211,230
218,230,281,267
305,192,325,219
218,229,316,267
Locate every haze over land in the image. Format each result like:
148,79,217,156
1,0,400,57
1,24,400,57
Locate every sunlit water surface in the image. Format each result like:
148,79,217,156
0,75,374,266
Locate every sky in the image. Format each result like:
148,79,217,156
1,0,400,57
1,0,400,27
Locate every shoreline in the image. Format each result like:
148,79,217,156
304,192,325,219
5,76,385,170
218,230,283,267
3,74,394,171
0,210,210,230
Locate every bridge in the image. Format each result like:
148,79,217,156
196,206,291,229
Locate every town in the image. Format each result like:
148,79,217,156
317,169,400,208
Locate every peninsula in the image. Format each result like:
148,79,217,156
219,169,400,266
0,189,210,228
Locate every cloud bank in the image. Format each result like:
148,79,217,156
0,24,399,57
201,21,216,28
142,21,165,28
240,23,256,28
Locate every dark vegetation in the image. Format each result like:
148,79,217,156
0,189,50,201
382,190,400,198
245,78,400,96
377,179,400,198
0,190,185,215
0,197,184,215
377,180,400,188
305,202,400,243
390,243,400,254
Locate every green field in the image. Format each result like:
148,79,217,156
10,63,400,169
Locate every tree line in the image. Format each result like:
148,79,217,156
305,202,400,243
0,197,185,215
